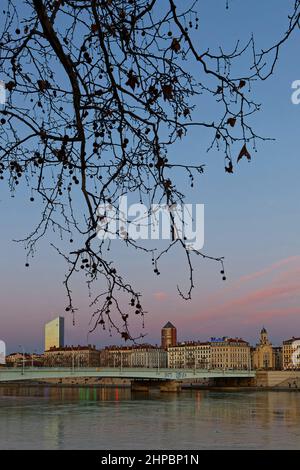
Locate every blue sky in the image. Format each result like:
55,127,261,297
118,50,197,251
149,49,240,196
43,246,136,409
0,0,299,352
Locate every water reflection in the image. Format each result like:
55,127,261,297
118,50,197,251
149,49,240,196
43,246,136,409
0,386,299,449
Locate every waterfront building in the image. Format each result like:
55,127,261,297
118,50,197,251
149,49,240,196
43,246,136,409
5,352,30,367
167,342,211,369
5,352,44,367
210,337,251,370
44,345,100,367
99,344,167,368
131,346,167,368
161,321,177,350
100,346,132,368
273,346,283,370
252,327,276,370
282,337,300,370
44,316,65,351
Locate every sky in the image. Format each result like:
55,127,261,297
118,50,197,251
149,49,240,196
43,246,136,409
0,0,300,353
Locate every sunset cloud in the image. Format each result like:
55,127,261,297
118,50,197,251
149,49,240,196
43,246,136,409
187,256,300,330
237,256,300,285
153,291,168,301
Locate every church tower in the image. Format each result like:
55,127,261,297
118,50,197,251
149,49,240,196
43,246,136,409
252,327,275,370
260,327,269,345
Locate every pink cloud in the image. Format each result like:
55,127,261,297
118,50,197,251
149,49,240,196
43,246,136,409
242,307,300,325
227,283,299,310
153,291,168,301
212,256,300,302
187,256,300,326
237,256,300,285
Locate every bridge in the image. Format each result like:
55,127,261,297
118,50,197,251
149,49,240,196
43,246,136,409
0,367,255,391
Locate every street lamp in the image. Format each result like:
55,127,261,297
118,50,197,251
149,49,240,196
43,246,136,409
31,349,37,368
72,347,75,373
19,345,25,375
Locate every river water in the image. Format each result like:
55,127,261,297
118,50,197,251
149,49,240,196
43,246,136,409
0,385,299,450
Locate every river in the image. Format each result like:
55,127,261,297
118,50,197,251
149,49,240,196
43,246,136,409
0,385,299,450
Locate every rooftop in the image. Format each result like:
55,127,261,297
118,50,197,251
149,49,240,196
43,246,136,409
210,337,249,345
168,341,210,348
46,344,98,352
102,344,163,351
283,337,300,344
163,321,176,329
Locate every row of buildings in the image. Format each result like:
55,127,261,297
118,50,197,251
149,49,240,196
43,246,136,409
166,324,298,370
5,318,300,371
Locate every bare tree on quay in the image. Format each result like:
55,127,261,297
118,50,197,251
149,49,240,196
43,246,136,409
0,0,299,339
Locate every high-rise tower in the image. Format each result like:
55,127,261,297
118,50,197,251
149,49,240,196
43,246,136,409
45,316,64,352
161,322,177,350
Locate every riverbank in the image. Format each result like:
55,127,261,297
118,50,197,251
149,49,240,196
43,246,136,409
0,376,131,388
1,381,300,393
184,385,300,392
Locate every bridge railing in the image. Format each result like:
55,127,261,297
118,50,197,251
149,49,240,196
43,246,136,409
0,367,256,383
0,366,255,377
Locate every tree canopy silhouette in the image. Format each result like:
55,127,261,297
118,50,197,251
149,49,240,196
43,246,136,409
0,0,299,339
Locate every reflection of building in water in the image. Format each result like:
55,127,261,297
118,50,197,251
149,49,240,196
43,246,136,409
282,337,300,370
252,328,277,370
254,390,300,428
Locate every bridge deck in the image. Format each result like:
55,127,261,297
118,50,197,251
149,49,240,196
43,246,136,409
0,367,255,382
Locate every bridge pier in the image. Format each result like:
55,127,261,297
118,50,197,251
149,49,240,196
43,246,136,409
131,381,150,392
159,380,181,393
131,380,181,392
